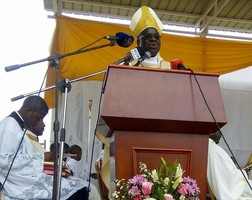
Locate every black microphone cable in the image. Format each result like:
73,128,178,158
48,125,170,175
72,36,107,53
86,70,108,194
73,32,134,54
189,68,252,191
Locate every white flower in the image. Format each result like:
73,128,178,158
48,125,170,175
140,162,147,171
151,169,159,182
179,195,186,200
164,177,170,185
112,191,119,198
173,164,184,189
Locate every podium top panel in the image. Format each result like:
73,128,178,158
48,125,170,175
101,65,227,134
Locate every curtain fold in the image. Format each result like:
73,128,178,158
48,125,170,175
45,15,252,108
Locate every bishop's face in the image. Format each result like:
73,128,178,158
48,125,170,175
137,27,161,57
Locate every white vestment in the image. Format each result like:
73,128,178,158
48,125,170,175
207,138,252,200
0,116,87,200
130,53,171,69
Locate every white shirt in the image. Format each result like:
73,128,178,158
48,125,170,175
67,157,82,178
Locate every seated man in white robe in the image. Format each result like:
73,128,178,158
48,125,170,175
207,130,252,200
0,95,89,200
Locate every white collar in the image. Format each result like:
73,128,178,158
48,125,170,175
144,54,158,64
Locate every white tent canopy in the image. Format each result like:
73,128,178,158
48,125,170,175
219,67,252,167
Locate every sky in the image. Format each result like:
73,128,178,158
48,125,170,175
0,0,55,149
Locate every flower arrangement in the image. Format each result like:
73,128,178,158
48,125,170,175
111,157,200,200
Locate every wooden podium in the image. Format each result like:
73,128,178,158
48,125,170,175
100,64,227,199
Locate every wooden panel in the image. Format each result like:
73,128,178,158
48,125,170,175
101,65,227,135
112,130,208,200
132,147,192,177
101,65,224,199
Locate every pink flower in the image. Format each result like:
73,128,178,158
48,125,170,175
164,194,175,200
142,181,153,195
128,174,147,186
133,195,143,200
178,184,188,196
182,176,200,196
129,185,141,196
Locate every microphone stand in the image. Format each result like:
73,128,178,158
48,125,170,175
5,41,116,72
10,70,107,102
5,40,116,200
10,46,134,102
57,79,71,200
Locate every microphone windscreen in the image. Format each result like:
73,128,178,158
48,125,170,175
128,46,145,60
116,32,134,48
170,59,184,69
144,51,151,59
136,46,145,57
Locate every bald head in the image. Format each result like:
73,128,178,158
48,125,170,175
18,96,48,128
209,130,222,144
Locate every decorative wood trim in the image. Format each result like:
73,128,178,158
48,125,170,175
132,147,192,176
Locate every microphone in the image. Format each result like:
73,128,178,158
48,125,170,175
170,59,190,70
133,51,151,66
140,51,151,61
113,46,145,65
104,32,134,48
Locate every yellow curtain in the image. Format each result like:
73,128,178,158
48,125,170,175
45,15,252,108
